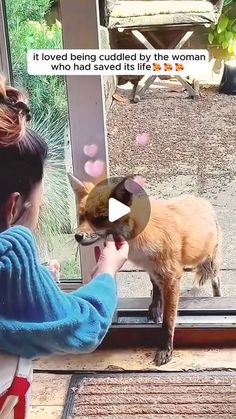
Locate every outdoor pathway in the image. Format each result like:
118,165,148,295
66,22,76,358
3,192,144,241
107,85,236,298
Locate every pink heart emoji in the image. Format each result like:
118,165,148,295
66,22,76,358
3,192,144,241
124,176,145,194
134,175,145,188
136,132,150,146
84,160,105,179
83,144,98,158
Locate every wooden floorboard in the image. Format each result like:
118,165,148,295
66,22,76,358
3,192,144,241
29,374,71,419
29,406,63,419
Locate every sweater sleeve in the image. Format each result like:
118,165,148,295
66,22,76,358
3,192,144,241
0,226,117,359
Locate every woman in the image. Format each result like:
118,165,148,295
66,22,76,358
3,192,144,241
0,76,128,418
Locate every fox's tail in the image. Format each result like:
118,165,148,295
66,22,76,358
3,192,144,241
195,218,222,292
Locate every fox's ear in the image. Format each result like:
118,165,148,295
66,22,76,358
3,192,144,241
67,173,89,197
110,178,133,206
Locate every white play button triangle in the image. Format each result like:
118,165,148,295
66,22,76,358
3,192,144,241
108,198,130,222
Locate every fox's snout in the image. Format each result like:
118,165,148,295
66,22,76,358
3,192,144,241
74,221,100,246
75,232,85,243
74,232,99,245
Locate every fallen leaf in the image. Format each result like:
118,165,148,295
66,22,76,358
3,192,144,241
113,93,128,103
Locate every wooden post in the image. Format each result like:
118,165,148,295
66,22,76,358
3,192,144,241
60,0,109,282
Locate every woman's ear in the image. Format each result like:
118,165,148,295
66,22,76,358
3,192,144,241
110,178,133,206
2,193,21,228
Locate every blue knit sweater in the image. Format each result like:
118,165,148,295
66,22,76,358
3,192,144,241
0,226,117,359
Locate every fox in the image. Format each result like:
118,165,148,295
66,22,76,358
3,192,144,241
68,173,222,366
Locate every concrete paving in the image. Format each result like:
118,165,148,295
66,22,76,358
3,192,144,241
117,270,236,298
116,172,236,298
107,86,236,299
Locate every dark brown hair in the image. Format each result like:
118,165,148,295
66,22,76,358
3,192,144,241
0,75,48,205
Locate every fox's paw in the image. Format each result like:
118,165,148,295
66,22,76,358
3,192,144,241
154,347,173,366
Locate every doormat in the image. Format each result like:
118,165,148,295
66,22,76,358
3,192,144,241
61,371,236,419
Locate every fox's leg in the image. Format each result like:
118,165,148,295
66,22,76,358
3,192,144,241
148,276,163,323
211,276,221,297
155,274,181,366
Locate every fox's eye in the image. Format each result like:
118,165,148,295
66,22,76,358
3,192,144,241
92,215,108,225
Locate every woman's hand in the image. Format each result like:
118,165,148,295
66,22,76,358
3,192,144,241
91,235,129,278
48,259,60,283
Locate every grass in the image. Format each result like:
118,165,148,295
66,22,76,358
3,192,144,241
60,258,81,280
30,114,75,261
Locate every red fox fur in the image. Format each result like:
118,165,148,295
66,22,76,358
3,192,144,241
69,174,222,366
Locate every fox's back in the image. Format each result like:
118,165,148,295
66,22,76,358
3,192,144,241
166,194,215,225
147,194,218,266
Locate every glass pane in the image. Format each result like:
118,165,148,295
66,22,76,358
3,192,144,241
4,0,80,280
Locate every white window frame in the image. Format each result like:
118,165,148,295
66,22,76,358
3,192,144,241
60,0,109,283
0,0,11,82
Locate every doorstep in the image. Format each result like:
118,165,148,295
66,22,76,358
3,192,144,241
33,347,236,372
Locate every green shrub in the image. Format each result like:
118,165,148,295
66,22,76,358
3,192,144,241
6,0,51,28
6,0,67,124
208,0,236,55
31,113,74,261
60,259,81,280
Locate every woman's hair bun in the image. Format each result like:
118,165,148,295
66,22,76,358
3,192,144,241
0,74,31,147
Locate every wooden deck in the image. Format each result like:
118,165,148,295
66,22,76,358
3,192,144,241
30,348,236,418
30,374,70,418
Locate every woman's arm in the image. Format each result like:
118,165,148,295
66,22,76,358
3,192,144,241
0,226,127,359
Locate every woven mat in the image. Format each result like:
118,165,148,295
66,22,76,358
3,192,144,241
62,371,236,419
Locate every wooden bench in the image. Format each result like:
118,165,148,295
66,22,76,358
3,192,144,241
99,0,224,101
